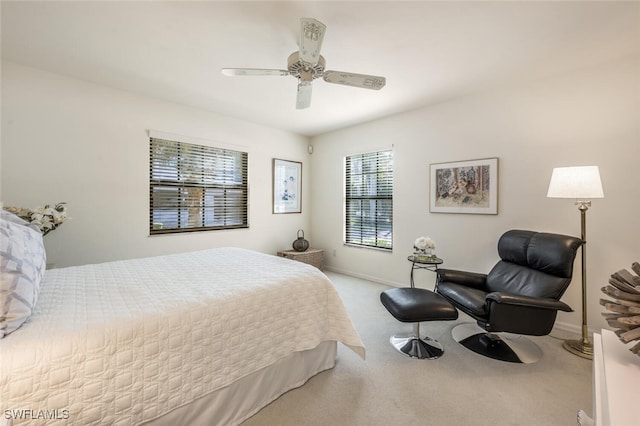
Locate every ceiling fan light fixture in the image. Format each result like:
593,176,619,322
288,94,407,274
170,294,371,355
287,52,325,80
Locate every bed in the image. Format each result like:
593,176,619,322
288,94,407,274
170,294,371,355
0,213,365,425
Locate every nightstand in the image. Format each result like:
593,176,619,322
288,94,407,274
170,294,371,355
277,249,324,271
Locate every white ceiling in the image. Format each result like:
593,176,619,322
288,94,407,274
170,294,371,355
2,1,639,136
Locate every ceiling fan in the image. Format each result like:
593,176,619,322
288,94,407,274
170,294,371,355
221,18,386,109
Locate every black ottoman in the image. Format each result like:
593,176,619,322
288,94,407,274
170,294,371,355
380,287,458,359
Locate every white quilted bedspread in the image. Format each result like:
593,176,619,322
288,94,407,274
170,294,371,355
0,248,365,425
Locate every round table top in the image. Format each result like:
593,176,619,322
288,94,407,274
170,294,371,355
407,254,443,265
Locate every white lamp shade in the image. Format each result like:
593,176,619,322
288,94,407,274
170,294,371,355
547,166,604,199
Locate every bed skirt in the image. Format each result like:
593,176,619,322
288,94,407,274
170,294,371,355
142,340,337,426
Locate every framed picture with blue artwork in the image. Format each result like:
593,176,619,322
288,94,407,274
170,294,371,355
273,158,302,214
430,157,498,214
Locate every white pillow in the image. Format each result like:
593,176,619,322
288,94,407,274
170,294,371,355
0,210,47,338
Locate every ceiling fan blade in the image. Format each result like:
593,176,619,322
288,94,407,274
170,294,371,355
323,71,386,90
296,81,312,109
221,68,289,77
299,18,326,66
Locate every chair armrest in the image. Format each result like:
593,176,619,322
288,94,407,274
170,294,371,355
486,292,573,312
436,269,487,289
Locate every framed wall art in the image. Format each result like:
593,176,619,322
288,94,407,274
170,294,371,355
430,157,498,214
273,158,302,214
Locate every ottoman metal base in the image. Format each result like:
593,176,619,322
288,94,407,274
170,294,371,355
390,323,444,359
380,287,458,360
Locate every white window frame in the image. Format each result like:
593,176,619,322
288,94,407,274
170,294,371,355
149,135,248,235
344,149,393,250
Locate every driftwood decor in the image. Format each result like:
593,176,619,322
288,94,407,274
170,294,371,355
600,262,640,356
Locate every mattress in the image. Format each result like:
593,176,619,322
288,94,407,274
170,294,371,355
0,247,365,425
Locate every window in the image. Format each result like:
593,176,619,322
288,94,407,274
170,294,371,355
149,136,248,234
345,150,393,250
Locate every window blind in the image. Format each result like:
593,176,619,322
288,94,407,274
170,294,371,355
149,137,248,234
345,150,393,250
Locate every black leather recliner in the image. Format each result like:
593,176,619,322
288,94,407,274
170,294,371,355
435,229,583,363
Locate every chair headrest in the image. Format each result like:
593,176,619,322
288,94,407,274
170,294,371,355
498,230,583,278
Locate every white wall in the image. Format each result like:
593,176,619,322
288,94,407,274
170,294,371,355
1,62,311,267
2,56,639,334
310,56,640,333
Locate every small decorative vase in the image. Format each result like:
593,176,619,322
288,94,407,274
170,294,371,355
292,229,309,252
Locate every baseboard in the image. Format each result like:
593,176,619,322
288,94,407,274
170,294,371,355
552,320,599,337
323,266,404,288
552,321,580,335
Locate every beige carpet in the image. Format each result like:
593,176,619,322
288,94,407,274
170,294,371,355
241,271,592,426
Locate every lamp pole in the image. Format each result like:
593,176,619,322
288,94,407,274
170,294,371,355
563,200,593,359
547,165,603,360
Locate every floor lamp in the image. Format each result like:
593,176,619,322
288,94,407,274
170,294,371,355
547,166,604,359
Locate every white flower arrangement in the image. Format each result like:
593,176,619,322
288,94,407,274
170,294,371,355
4,202,69,236
414,236,436,253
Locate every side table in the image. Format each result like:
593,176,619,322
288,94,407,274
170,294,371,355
408,254,443,288
277,249,324,271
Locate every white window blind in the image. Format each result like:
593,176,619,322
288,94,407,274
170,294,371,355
345,150,393,250
149,137,248,234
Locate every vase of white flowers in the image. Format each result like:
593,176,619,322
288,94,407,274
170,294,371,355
414,236,436,258
3,202,69,236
